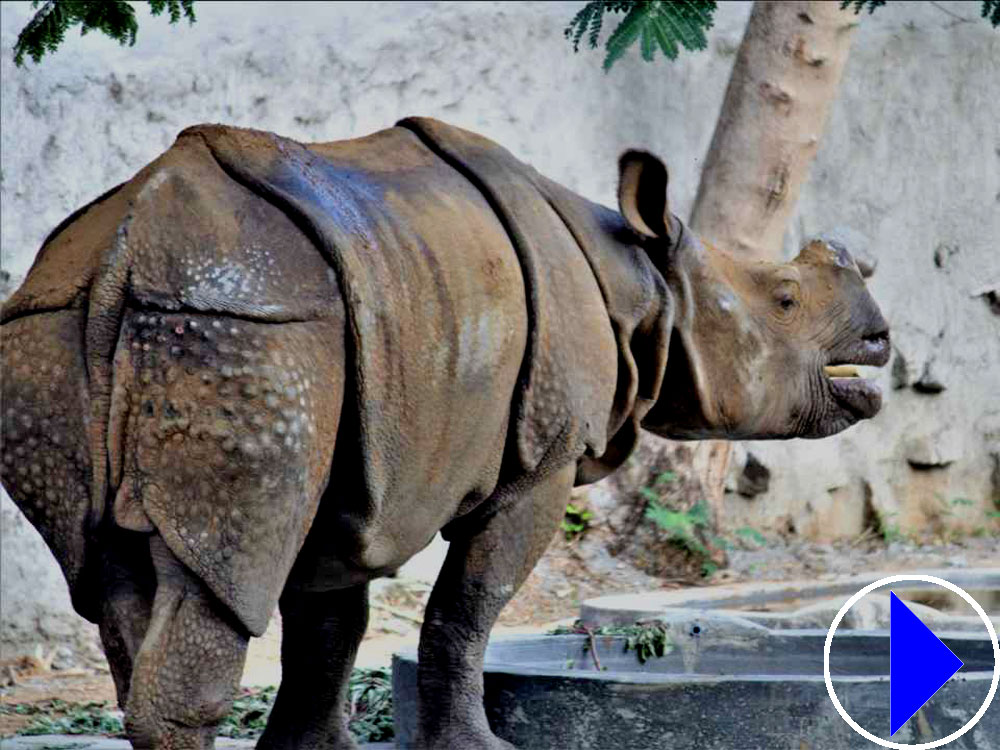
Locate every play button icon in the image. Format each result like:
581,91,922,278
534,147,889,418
824,574,1000,748
890,591,964,735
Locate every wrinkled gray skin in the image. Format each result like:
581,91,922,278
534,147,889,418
0,119,888,750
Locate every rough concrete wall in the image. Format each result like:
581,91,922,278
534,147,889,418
1,0,996,656
724,1,1000,542
0,0,752,660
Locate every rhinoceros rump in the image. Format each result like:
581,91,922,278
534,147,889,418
0,118,888,749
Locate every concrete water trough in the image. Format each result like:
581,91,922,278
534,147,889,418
581,568,1000,632
393,569,1000,749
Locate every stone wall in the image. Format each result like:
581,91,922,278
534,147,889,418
1,1,997,657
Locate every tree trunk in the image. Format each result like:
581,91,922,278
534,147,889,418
662,1,859,562
691,0,859,259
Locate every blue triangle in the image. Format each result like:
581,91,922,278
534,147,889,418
890,590,964,735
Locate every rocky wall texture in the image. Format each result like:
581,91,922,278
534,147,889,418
1,1,997,657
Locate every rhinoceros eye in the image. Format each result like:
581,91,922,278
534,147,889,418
773,282,801,314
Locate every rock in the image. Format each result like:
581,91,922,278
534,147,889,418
737,453,771,498
933,242,959,268
51,646,76,670
723,443,748,493
904,432,960,469
891,347,910,390
971,284,1000,316
913,360,947,394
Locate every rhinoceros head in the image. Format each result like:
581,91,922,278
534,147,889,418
617,150,890,441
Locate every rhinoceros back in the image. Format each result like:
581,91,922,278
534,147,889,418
1,132,346,632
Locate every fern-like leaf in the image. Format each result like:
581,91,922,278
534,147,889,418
14,0,197,67
149,0,196,25
603,3,647,70
567,1,717,71
983,0,1000,27
565,1,634,52
840,0,888,13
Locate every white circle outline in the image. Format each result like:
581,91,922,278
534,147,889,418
823,574,999,748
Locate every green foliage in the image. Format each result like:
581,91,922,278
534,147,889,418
217,686,275,738
735,525,766,547
983,0,1000,27
13,0,196,67
870,508,904,544
561,502,595,540
346,666,394,743
549,619,673,665
840,0,888,13
565,0,717,70
644,497,719,576
6,667,393,743
654,470,677,485
843,0,1000,27
620,620,672,663
1,700,124,736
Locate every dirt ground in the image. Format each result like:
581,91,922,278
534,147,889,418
2,530,997,737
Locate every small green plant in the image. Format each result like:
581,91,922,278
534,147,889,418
987,510,1000,520
869,508,904,544
645,498,711,553
949,497,974,507
654,470,677,485
561,502,595,541
735,526,766,547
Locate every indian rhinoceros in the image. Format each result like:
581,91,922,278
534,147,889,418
0,117,889,750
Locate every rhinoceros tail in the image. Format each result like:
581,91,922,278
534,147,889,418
83,214,134,535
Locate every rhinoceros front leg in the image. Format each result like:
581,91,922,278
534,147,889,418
256,582,369,750
126,536,250,750
414,463,575,750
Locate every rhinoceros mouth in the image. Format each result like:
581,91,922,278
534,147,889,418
820,328,889,424
826,372,882,420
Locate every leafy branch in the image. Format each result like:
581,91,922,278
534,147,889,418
565,0,717,70
842,0,1000,27
549,619,674,666
568,0,999,73
13,0,196,67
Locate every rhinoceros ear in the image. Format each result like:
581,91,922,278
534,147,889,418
618,150,676,242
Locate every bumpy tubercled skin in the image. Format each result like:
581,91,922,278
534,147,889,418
0,118,889,750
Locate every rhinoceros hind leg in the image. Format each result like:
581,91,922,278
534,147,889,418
98,528,156,709
414,463,576,750
256,583,369,750
126,536,249,750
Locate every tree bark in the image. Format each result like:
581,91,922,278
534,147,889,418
690,0,859,259
669,1,860,552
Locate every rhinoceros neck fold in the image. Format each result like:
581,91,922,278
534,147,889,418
397,116,622,475
535,185,673,484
